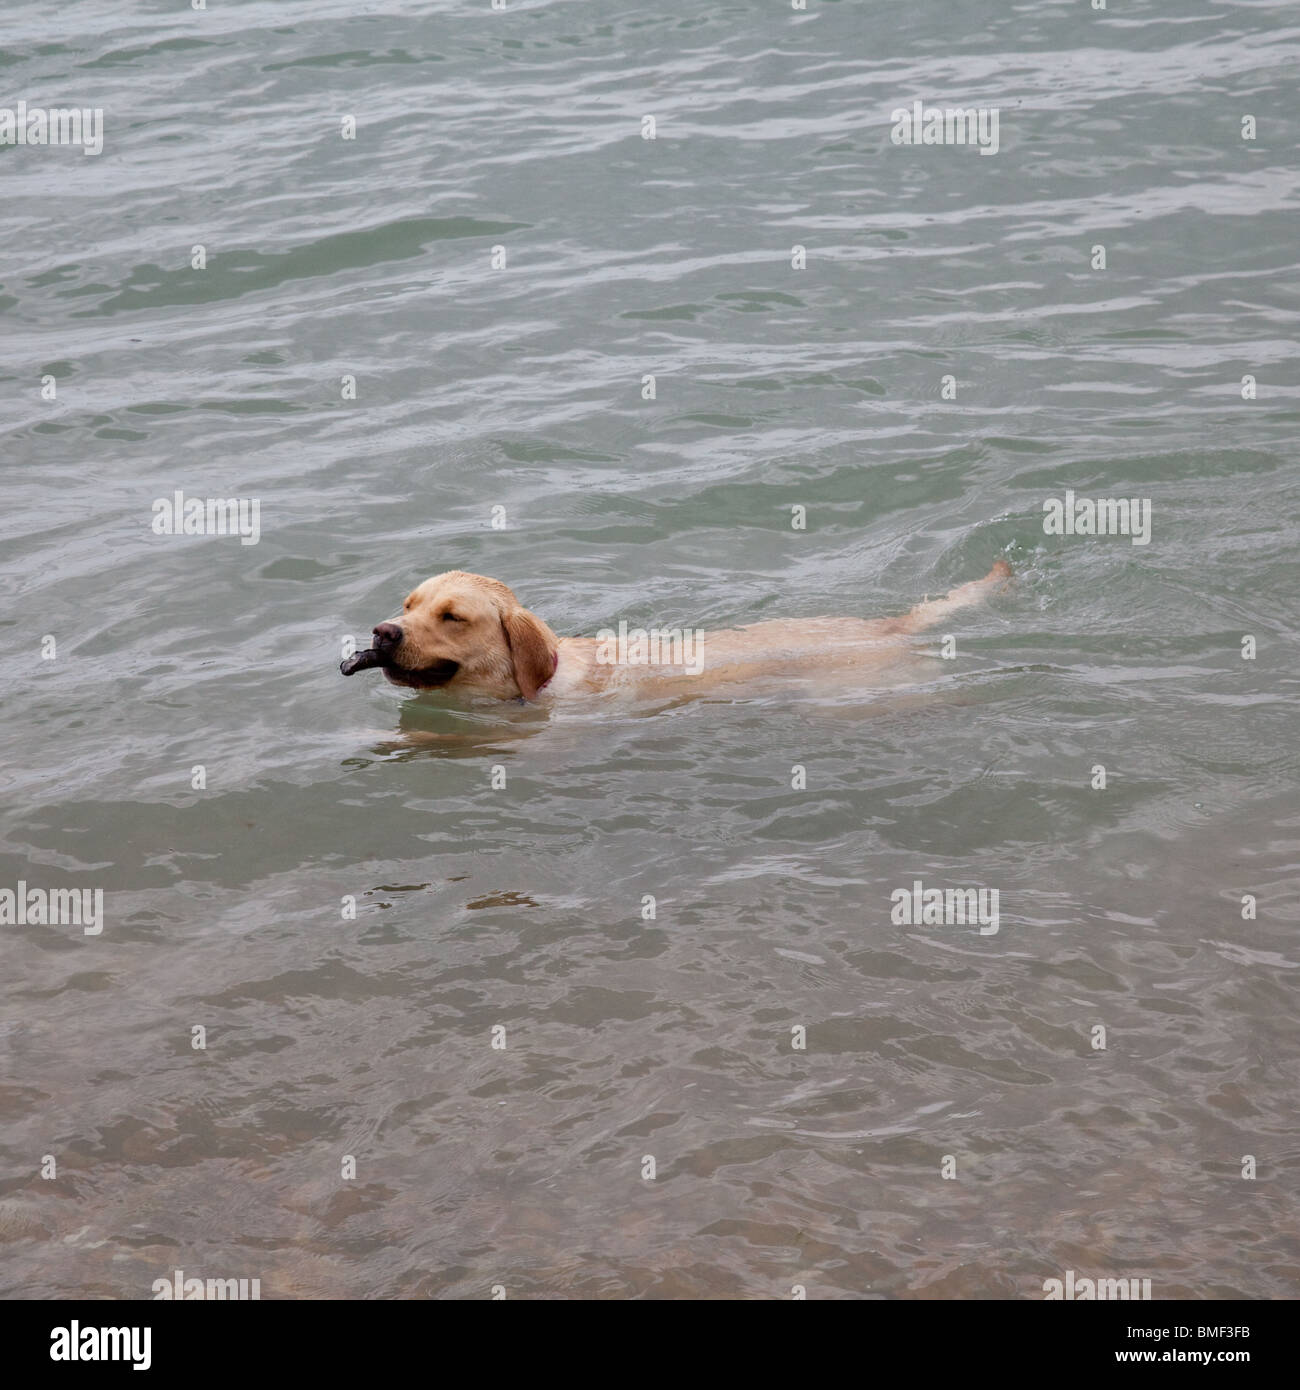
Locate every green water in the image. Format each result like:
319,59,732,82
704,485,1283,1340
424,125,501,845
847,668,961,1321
1,0,1297,1298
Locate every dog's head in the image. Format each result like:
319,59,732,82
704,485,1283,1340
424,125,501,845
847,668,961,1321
341,571,559,700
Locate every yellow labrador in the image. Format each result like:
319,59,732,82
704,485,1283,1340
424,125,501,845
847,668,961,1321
340,561,1011,702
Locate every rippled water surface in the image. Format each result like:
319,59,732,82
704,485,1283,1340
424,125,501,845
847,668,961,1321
2,0,1299,1298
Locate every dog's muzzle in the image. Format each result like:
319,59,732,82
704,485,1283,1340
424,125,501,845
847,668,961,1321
340,622,461,687
340,621,402,676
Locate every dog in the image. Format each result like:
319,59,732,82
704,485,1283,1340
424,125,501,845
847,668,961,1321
340,561,1011,703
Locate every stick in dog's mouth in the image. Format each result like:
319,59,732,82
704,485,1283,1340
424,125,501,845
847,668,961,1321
340,648,385,676
339,650,462,688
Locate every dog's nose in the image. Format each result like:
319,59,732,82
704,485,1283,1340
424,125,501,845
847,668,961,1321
372,622,402,649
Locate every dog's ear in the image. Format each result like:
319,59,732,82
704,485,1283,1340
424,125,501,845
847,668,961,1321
501,605,556,701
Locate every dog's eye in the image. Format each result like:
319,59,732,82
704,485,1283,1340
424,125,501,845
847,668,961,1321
441,611,466,623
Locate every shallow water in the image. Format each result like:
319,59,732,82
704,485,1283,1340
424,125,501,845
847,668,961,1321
1,0,1298,1298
